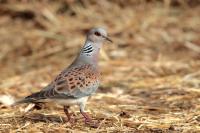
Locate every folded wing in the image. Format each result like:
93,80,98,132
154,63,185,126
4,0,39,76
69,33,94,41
14,64,100,105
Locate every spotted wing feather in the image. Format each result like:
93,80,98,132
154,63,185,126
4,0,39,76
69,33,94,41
54,64,100,98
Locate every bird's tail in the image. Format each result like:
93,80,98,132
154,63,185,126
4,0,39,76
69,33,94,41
12,91,45,106
12,98,34,106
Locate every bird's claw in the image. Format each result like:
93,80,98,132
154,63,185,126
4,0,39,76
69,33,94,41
68,117,76,124
66,113,76,124
85,119,99,128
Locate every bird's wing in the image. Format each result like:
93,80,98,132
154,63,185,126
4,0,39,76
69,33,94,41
16,64,100,104
53,64,100,98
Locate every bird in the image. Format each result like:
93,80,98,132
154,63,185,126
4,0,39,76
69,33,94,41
13,27,112,127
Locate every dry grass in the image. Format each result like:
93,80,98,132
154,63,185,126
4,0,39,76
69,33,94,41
0,0,200,132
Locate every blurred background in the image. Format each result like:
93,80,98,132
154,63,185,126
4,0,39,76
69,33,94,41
0,0,200,132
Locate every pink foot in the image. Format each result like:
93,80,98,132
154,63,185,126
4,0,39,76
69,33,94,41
64,106,76,125
80,111,99,128
68,118,76,124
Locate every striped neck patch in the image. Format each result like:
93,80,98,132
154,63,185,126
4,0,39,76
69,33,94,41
82,44,93,54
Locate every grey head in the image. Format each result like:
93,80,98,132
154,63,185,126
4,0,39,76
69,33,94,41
72,27,112,67
87,28,112,43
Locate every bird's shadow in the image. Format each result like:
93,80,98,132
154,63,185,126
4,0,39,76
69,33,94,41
23,113,67,123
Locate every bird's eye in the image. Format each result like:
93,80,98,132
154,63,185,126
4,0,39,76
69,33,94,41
94,32,101,36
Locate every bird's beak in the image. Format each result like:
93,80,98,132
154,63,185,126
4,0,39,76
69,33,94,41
103,36,113,43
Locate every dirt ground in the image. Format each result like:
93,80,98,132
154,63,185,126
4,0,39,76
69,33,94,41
0,0,200,132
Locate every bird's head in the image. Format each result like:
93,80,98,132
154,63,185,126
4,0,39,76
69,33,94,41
87,28,112,43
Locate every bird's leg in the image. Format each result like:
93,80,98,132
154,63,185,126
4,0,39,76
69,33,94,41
63,106,75,124
79,103,99,128
80,110,92,123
